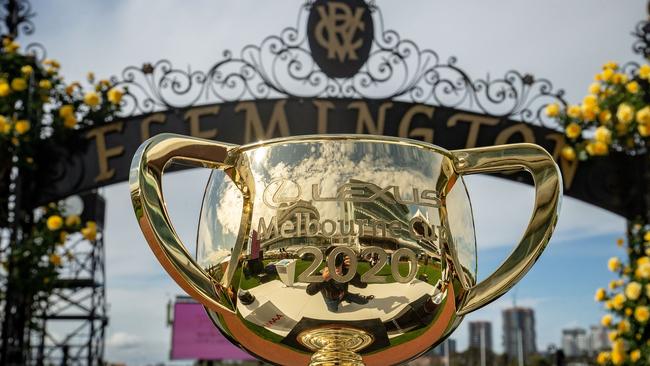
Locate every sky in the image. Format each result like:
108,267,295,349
22,0,647,364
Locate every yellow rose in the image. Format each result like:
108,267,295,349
0,115,8,134
2,39,19,53
107,87,123,105
637,106,650,125
565,122,582,139
625,282,642,300
567,104,581,119
603,61,618,70
617,103,634,124
625,307,633,316
561,146,576,161
65,82,79,96
43,59,60,69
646,284,650,298
611,349,625,365
640,64,650,79
581,103,599,121
608,257,621,271
639,257,650,266
14,120,30,135
0,82,10,97
612,293,626,310
597,351,610,365
583,94,598,107
59,105,74,118
626,81,639,94
46,215,63,231
586,140,608,156
545,103,560,117
81,221,97,241
634,306,649,322
609,280,619,289
11,78,27,91
49,254,62,266
59,231,68,244
594,126,611,144
601,68,614,82
608,330,618,342
588,82,601,95
617,320,630,333
601,314,613,326
595,288,607,301
645,231,650,242
38,79,52,90
84,91,100,107
21,65,33,75
64,215,81,227
612,73,628,85
640,124,650,137
630,350,641,362
63,115,77,129
635,262,650,279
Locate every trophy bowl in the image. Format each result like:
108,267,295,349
130,133,561,365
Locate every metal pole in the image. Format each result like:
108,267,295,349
517,325,524,366
443,340,449,366
480,324,486,366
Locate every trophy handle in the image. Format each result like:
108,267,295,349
130,133,244,315
451,143,562,315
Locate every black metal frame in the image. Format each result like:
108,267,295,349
112,1,566,128
0,1,106,365
28,194,107,365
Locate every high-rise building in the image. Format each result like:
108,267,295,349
502,307,537,361
430,338,457,357
469,321,493,352
561,328,588,357
588,325,610,355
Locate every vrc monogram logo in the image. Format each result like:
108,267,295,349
307,0,373,78
314,2,365,62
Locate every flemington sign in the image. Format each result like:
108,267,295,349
36,0,645,218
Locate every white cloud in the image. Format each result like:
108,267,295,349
107,332,143,349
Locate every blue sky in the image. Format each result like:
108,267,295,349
23,0,644,364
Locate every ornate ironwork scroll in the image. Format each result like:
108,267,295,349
112,0,566,129
633,19,650,59
0,0,35,38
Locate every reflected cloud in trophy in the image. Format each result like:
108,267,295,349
130,134,561,365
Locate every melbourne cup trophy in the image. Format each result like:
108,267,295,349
129,133,561,365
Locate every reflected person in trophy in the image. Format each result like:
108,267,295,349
306,247,375,312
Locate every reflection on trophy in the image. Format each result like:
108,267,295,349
130,134,561,365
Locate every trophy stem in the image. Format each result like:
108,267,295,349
298,327,374,366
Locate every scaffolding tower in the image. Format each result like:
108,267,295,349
29,193,108,365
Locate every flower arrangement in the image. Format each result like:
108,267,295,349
593,226,650,365
0,36,120,314
546,61,650,365
6,203,98,293
545,61,649,161
0,36,123,169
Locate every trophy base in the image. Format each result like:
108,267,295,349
298,326,374,366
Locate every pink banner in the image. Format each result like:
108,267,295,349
171,301,256,360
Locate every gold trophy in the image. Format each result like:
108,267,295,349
130,134,561,365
